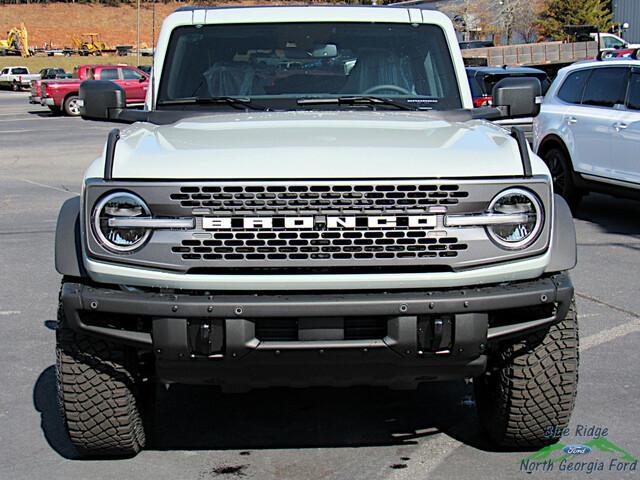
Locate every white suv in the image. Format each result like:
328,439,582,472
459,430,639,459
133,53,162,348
533,59,640,209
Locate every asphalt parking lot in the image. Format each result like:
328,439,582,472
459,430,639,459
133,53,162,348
0,89,639,480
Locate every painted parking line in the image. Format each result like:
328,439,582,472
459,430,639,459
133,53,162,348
577,292,640,351
0,125,98,134
581,318,640,351
0,175,80,195
0,111,35,115
0,117,52,122
0,311,21,316
0,129,40,134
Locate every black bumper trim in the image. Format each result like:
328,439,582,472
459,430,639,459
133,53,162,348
61,273,573,349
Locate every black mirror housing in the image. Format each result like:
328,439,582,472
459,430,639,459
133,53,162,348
79,80,126,121
492,77,542,119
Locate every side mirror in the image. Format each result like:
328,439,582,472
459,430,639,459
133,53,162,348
79,80,126,121
492,77,542,119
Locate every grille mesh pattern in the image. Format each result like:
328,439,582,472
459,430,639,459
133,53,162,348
170,183,470,215
171,231,468,262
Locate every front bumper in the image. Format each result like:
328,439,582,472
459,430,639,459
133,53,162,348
29,95,41,104
41,97,55,106
60,273,573,389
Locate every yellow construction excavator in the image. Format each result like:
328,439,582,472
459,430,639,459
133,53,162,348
0,24,30,57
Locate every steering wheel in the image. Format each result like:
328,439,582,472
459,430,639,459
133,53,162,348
363,84,411,95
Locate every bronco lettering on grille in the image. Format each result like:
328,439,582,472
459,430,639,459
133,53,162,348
202,216,437,230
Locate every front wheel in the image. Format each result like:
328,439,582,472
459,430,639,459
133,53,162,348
63,95,81,116
542,148,583,212
56,298,147,457
474,300,579,448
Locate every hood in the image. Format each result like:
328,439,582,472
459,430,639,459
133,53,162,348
98,111,543,180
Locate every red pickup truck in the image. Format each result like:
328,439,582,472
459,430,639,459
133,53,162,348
36,64,149,116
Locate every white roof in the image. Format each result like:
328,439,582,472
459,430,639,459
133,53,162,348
563,58,640,72
169,5,451,26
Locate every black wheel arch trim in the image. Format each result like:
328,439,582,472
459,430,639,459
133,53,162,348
544,194,577,273
537,134,572,166
55,196,88,278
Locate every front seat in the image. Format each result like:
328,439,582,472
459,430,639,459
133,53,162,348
341,48,414,94
202,62,264,96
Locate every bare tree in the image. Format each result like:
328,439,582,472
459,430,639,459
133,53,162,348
497,0,544,44
440,0,499,41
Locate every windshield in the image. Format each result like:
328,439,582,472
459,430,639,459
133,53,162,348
158,22,462,110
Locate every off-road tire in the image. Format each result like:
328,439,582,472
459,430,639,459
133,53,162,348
63,95,81,116
56,300,146,457
541,148,583,212
474,300,579,448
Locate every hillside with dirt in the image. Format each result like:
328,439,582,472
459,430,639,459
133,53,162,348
0,1,305,49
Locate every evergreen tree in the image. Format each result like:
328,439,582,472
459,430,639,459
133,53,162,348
538,0,612,40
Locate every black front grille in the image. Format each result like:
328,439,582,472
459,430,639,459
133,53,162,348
344,317,388,340
170,183,469,215
254,317,388,341
85,179,552,273
172,233,468,262
255,319,298,341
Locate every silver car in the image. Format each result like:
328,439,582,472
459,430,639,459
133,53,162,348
534,59,640,210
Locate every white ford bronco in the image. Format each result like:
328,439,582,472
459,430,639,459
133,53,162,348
55,5,578,457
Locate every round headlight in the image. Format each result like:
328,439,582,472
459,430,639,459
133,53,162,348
92,192,151,252
487,188,543,250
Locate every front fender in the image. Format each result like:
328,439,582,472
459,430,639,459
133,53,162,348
545,194,577,273
55,196,87,278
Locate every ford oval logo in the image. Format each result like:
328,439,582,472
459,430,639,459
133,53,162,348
563,444,592,455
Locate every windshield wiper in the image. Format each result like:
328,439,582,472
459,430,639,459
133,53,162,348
157,96,269,111
297,96,417,111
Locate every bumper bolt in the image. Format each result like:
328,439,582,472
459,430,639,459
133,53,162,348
429,302,435,310
172,305,178,312
463,301,469,308
89,301,98,310
399,304,408,313
540,294,548,303
235,307,243,316
207,306,214,313
155,348,162,354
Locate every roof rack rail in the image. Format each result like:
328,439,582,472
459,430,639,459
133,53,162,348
389,0,437,8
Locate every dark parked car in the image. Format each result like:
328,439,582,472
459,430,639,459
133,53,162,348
466,66,551,142
39,68,72,80
466,66,551,107
137,65,152,74
459,40,494,49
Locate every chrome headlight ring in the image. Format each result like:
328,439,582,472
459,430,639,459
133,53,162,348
486,188,544,250
92,191,152,253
